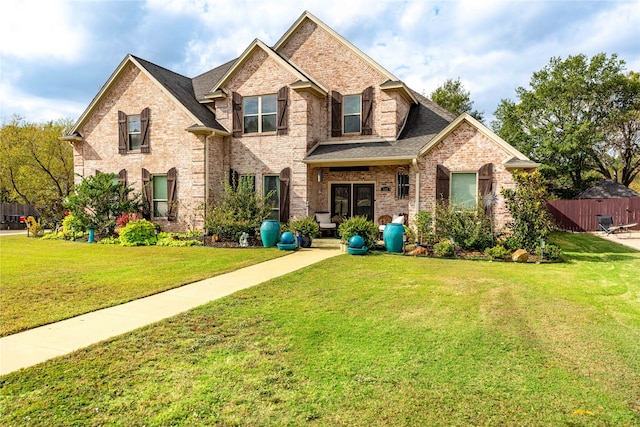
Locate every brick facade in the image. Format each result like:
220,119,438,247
69,12,530,234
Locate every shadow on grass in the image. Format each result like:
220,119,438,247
550,232,639,255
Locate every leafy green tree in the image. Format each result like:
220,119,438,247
595,71,640,186
430,78,484,121
501,170,554,251
493,53,637,196
63,173,143,235
0,116,74,226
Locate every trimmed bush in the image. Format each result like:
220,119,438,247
484,244,511,261
338,216,378,249
433,239,455,258
118,219,157,246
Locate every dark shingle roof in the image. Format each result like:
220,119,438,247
575,179,640,199
132,56,226,131
192,59,236,101
305,89,455,162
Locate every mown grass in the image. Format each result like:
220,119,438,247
0,235,286,336
1,233,638,425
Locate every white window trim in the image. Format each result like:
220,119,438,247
343,94,362,134
243,94,276,134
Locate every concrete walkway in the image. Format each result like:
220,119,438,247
596,230,640,251
0,241,342,375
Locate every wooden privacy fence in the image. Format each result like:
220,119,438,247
547,197,640,232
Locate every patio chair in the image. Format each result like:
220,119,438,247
597,215,614,234
378,214,405,238
315,212,337,237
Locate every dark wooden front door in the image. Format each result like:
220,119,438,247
330,183,374,220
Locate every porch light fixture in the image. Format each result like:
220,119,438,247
317,169,323,182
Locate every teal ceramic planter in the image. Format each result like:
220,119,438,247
383,222,404,253
88,226,95,243
260,220,280,247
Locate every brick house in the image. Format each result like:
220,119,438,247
61,11,537,233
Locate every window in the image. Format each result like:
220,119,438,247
243,95,277,133
450,172,477,209
397,173,409,199
343,95,361,134
264,175,280,220
128,115,141,150
152,175,168,217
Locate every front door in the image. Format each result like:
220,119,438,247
330,183,374,220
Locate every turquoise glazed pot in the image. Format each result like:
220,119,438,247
383,222,404,253
260,220,280,247
280,231,295,244
348,235,365,249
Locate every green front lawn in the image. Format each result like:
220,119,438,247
0,236,286,336
1,233,638,425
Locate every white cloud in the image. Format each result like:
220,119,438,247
0,0,88,62
0,80,84,123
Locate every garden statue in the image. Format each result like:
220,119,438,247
239,232,249,247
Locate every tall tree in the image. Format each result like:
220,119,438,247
0,116,74,225
492,53,637,197
430,78,484,121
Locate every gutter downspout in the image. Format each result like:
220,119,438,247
412,158,420,217
205,135,210,224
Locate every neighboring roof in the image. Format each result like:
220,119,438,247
574,179,640,199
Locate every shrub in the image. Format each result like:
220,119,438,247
433,239,455,257
414,211,433,244
204,179,274,241
25,216,43,237
338,216,378,249
484,244,511,261
501,171,554,251
116,212,142,229
288,216,320,237
155,232,203,247
118,219,157,246
63,173,143,235
536,243,562,261
97,236,121,245
435,202,495,250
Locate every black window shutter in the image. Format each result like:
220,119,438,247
361,86,373,135
277,86,289,135
279,167,291,222
167,167,177,221
118,169,127,185
118,111,127,154
140,107,150,153
232,92,242,137
331,91,343,137
95,169,101,176
436,164,450,203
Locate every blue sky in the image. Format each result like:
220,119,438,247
1,0,638,125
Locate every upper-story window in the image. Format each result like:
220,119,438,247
343,95,361,134
128,115,141,150
243,95,277,133
118,108,150,154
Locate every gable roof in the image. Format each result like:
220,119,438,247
418,112,536,166
575,179,640,199
274,11,417,104
204,38,327,98
66,55,228,137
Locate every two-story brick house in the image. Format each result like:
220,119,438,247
61,11,537,233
